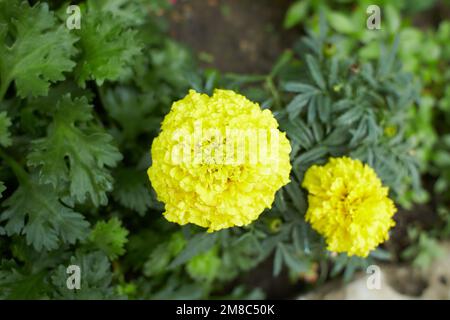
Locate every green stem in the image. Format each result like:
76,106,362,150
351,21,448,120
0,147,29,185
266,76,281,110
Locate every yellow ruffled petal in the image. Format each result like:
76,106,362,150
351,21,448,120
148,89,292,231
302,156,396,257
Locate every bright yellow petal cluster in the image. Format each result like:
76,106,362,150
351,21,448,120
148,89,292,232
302,157,396,257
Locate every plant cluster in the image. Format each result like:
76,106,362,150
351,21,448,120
0,0,448,299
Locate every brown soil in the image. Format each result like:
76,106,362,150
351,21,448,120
169,0,297,74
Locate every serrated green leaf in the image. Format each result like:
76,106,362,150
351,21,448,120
89,218,129,260
0,0,77,98
0,179,90,251
27,95,122,207
50,251,118,299
74,1,142,86
0,260,48,299
186,247,221,282
103,86,161,141
87,0,149,26
112,167,154,216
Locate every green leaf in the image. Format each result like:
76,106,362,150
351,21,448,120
370,248,391,261
332,99,353,112
186,247,221,282
270,50,293,77
86,0,149,26
27,95,122,207
335,106,365,126
317,94,331,123
286,92,314,120
385,5,401,33
377,37,399,78
169,233,218,269
282,117,314,149
284,1,309,29
0,178,90,251
273,245,283,277
328,57,339,87
306,54,326,90
307,94,318,123
50,251,118,299
143,232,186,277
323,127,350,147
89,218,129,260
143,242,172,277
311,120,324,142
0,0,77,98
74,1,142,86
327,12,355,35
295,145,328,165
285,182,306,213
0,111,11,147
279,243,309,274
0,260,48,299
103,86,161,141
112,167,155,216
282,82,317,93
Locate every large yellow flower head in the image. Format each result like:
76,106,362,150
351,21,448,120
148,89,291,232
302,157,396,257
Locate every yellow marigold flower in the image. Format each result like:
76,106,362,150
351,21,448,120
302,157,396,257
148,89,291,232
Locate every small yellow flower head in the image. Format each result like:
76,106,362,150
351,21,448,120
302,157,396,257
148,89,291,232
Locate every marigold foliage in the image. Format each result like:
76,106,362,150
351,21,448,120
0,0,77,98
89,218,129,260
0,0,434,300
302,157,397,257
0,112,12,147
148,89,292,231
74,0,142,86
27,95,123,207
1,179,90,251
